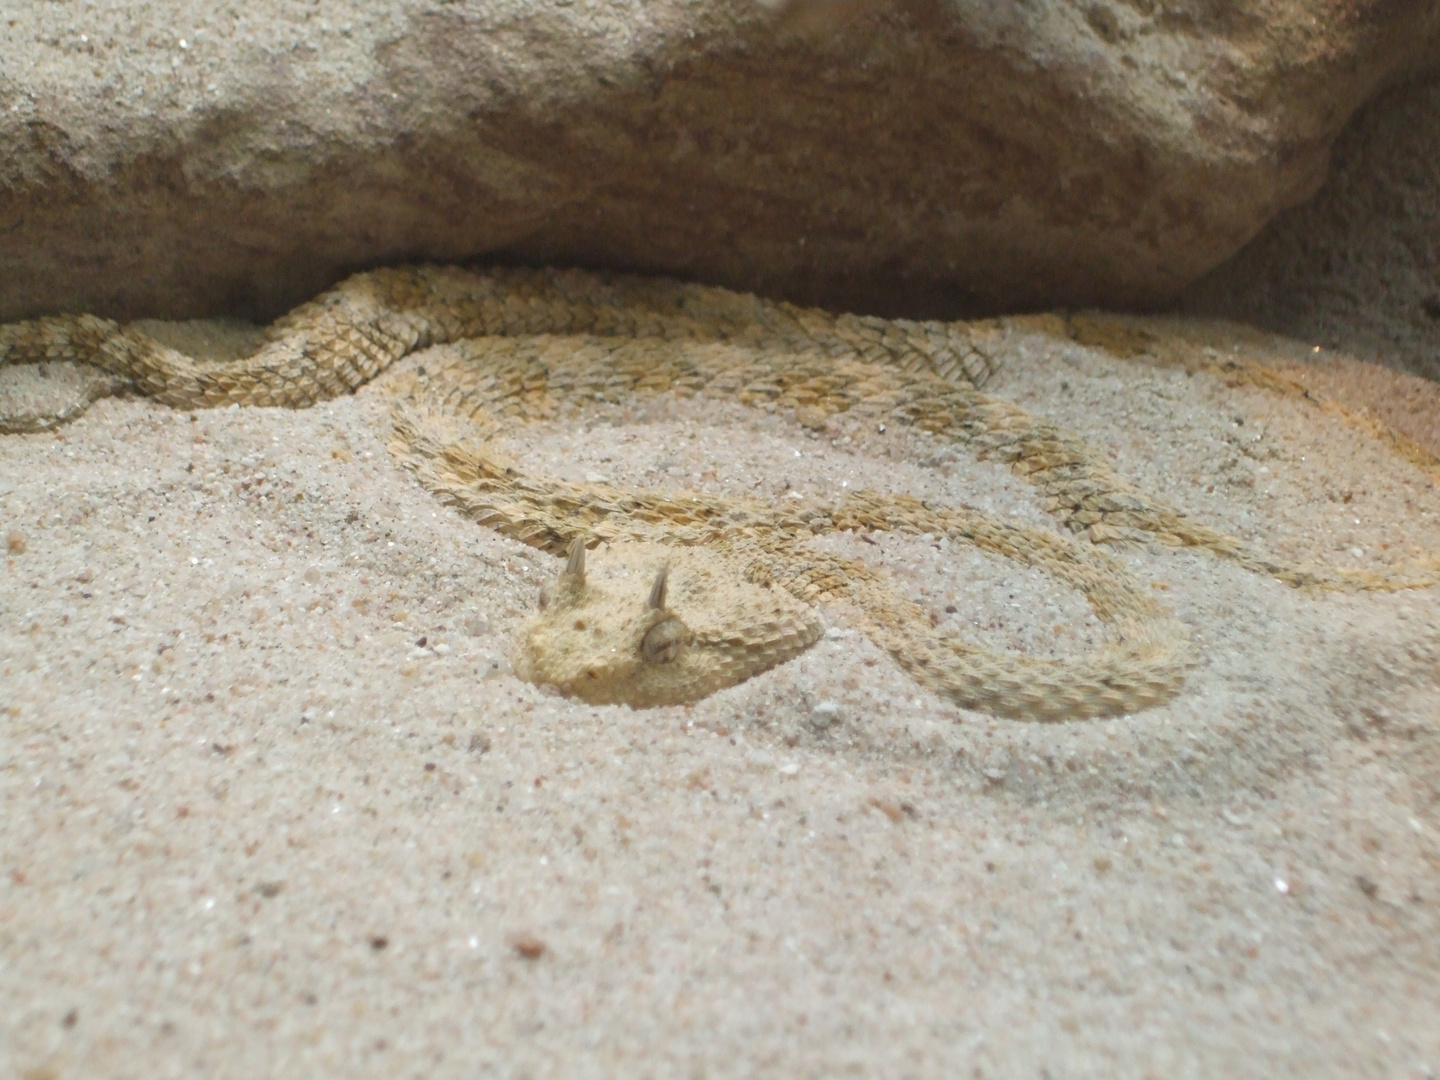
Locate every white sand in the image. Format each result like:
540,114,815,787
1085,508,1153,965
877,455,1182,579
2,322,1439,1077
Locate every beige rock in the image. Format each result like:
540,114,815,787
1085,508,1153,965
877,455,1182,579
1,0,1438,323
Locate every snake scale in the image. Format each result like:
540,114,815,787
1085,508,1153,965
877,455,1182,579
3,265,1435,718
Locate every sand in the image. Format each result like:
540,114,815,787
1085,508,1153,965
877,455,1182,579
2,320,1439,1078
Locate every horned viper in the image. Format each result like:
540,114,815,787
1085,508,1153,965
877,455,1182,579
3,265,1434,718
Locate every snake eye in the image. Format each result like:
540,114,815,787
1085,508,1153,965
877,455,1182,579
641,619,685,663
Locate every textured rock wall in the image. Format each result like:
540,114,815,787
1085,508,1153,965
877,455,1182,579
1183,68,1440,382
2,0,1438,324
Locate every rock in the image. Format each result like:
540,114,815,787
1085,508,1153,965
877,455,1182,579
1,0,1438,323
1183,70,1440,382
810,699,842,729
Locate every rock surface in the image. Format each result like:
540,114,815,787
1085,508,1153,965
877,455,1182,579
3,0,1439,323
1184,69,1440,382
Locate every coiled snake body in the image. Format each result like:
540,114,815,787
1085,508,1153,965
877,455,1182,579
4,266,1433,717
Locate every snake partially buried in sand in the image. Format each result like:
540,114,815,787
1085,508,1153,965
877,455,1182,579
3,265,1436,719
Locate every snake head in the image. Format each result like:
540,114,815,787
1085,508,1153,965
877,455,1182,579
513,542,822,708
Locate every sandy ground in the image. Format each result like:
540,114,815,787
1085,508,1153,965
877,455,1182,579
2,319,1440,1078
